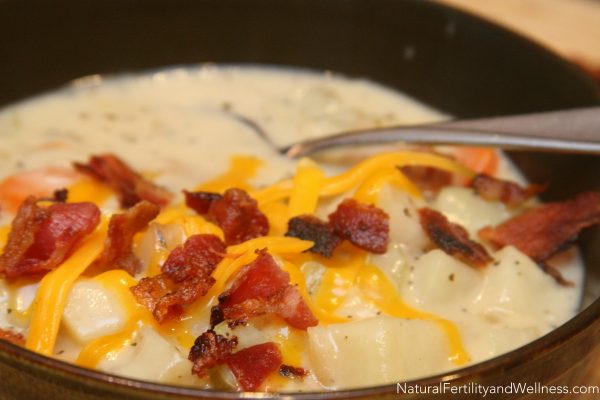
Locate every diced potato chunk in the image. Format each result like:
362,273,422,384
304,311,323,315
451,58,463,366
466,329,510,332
403,249,483,311
308,316,452,388
477,246,573,325
106,327,192,384
434,186,510,236
379,186,428,258
62,279,126,343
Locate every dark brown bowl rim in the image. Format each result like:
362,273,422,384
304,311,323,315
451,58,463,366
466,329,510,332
1,282,599,399
1,0,600,399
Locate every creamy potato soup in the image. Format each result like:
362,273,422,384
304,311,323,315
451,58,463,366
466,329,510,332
0,66,585,392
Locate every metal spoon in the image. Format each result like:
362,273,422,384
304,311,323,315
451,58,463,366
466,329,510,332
283,106,600,158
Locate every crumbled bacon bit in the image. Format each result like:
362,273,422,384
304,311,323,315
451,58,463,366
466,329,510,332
285,215,341,257
74,154,172,208
226,342,282,391
184,190,222,215
328,199,389,254
0,328,25,346
184,188,269,245
540,263,575,287
0,197,100,278
400,166,453,195
130,234,225,322
479,192,600,283
162,234,226,283
130,274,171,316
210,305,225,328
189,329,238,378
279,364,308,379
51,188,69,203
214,250,317,330
471,174,545,207
419,207,493,269
91,200,160,275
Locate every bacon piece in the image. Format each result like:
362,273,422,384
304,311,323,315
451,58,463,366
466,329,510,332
130,274,171,316
226,342,282,391
400,166,453,194
279,364,308,379
91,201,160,275
162,234,226,283
130,234,225,322
189,329,238,378
51,188,69,203
540,263,575,287
479,191,600,265
285,215,341,257
185,188,268,246
74,154,172,208
215,250,317,330
184,190,222,215
419,208,493,269
0,328,25,346
328,199,389,254
471,174,545,207
0,197,100,278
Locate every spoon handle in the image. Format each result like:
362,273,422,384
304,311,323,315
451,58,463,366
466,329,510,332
285,106,600,158
438,106,600,141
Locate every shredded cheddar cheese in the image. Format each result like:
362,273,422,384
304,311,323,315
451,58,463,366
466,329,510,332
320,151,472,197
16,150,475,380
354,168,421,204
67,179,113,204
312,245,366,318
260,201,289,236
356,264,470,365
154,203,190,225
281,260,347,324
171,215,224,240
253,151,473,205
0,225,9,249
195,155,263,192
288,158,325,218
227,236,314,257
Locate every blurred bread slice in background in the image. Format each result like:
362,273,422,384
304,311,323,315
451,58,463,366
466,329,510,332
436,0,600,79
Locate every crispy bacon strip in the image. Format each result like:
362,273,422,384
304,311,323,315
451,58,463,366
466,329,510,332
183,190,222,214
285,215,341,257
419,207,493,269
0,197,100,278
328,199,389,254
279,364,308,379
74,154,172,208
471,174,545,207
188,331,281,391
226,342,282,391
479,191,600,266
0,328,25,346
184,188,269,245
400,165,453,194
91,200,160,275
130,234,226,322
214,250,317,330
189,329,238,378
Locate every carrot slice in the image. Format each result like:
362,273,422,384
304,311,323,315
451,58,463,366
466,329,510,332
0,167,80,214
454,147,499,175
